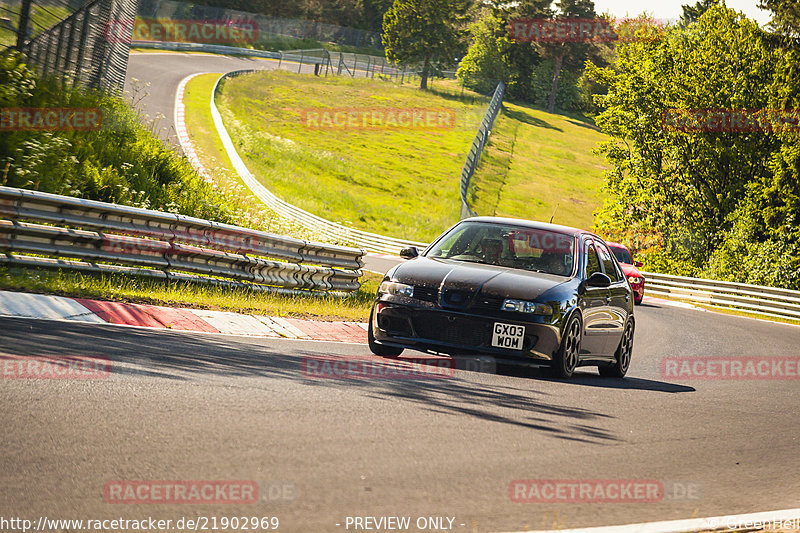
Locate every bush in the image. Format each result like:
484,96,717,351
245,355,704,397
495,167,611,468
0,49,243,224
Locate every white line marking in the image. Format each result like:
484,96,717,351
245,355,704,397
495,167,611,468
493,507,800,533
0,291,104,323
270,317,309,339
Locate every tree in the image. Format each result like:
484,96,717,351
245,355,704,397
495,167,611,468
456,10,513,93
382,0,471,89
587,6,795,283
680,0,719,24
542,0,597,113
759,0,800,37
358,0,396,32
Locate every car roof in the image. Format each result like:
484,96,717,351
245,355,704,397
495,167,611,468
605,241,630,251
464,216,599,238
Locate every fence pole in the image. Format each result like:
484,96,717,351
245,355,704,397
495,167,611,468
64,18,77,77
43,33,56,75
73,11,92,88
54,24,66,74
15,0,32,49
298,50,304,73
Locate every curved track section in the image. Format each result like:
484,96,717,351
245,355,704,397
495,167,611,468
0,51,774,532
1,298,800,531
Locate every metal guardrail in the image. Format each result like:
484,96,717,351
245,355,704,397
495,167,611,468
0,186,365,296
132,39,281,59
133,41,421,82
210,70,429,255
643,271,800,320
459,81,505,219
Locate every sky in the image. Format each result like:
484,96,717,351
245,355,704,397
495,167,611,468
592,0,772,25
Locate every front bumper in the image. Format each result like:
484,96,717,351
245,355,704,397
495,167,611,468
630,281,645,301
372,302,561,362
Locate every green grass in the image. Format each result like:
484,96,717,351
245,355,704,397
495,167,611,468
470,103,608,231
180,72,335,243
216,69,489,242
0,266,382,322
212,70,608,242
0,1,71,47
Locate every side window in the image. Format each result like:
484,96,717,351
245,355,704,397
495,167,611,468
585,242,602,277
596,242,620,282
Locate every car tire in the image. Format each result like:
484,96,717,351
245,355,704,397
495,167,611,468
368,308,404,358
634,294,643,305
599,319,634,378
547,313,581,379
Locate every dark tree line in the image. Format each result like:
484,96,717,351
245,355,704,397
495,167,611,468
187,0,395,33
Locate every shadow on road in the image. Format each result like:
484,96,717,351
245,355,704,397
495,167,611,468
0,317,628,445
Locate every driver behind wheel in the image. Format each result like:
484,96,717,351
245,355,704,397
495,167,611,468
542,253,568,276
480,238,504,265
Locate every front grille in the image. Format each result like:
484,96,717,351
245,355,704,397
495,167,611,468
412,315,491,346
413,285,438,303
471,295,505,313
441,289,475,308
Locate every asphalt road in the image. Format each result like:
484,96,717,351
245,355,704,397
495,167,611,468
2,300,800,532
124,52,314,144
4,51,789,532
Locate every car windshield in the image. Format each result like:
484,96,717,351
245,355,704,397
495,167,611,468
608,245,633,264
425,221,575,276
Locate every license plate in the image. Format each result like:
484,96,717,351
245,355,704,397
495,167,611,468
491,322,525,350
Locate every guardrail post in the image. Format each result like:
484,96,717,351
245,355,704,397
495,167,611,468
298,50,304,73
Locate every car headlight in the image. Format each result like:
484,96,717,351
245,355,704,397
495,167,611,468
378,281,414,298
501,299,553,315
627,276,643,284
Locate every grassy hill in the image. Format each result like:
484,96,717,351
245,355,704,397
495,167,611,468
470,102,607,230
210,70,608,242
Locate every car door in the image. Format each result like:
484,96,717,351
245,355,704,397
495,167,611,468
579,239,610,355
596,240,629,354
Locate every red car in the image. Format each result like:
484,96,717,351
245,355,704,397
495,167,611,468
606,242,645,305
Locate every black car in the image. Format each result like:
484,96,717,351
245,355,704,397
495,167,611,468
368,217,635,378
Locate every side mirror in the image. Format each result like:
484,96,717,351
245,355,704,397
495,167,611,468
634,261,643,268
399,247,419,259
587,272,611,288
